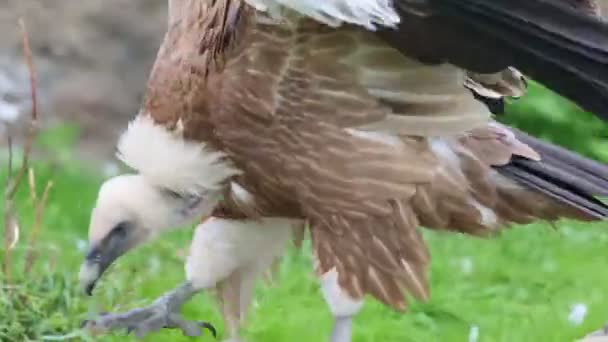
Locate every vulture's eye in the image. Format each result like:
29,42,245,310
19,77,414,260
110,221,132,239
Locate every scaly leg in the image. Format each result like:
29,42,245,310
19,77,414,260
83,282,216,339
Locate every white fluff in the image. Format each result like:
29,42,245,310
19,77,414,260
186,217,297,289
246,0,400,30
116,115,240,195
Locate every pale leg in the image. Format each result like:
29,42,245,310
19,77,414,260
320,268,364,342
187,218,295,341
216,266,261,342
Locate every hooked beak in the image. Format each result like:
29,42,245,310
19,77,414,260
79,244,122,296
79,225,136,296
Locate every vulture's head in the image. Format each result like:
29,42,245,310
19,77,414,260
78,114,239,295
78,174,219,295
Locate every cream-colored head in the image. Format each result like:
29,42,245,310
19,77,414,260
79,174,220,295
79,114,240,295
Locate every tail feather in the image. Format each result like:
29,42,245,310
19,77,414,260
510,128,608,195
498,159,608,219
495,129,608,219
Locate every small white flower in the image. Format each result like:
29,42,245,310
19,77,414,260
460,257,474,275
148,256,161,273
76,239,87,252
468,325,479,342
568,303,588,325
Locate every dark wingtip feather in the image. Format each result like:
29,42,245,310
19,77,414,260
498,157,608,219
510,128,608,194
436,0,608,121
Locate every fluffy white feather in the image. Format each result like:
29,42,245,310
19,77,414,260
246,0,400,30
186,217,297,288
116,114,240,195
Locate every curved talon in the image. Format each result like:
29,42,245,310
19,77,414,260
163,313,214,338
198,321,218,338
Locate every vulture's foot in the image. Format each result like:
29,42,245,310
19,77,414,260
83,282,216,339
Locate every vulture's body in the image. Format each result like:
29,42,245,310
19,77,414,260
79,1,608,341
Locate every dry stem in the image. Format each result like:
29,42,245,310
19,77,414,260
24,180,53,275
2,19,41,282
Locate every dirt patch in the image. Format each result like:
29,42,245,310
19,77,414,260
0,0,166,163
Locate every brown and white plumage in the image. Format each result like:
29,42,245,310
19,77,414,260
79,0,608,340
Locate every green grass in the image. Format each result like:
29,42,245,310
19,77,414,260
2,147,608,342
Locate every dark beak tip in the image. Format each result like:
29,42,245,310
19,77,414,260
84,282,96,297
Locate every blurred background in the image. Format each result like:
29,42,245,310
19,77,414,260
0,1,608,341
0,0,166,164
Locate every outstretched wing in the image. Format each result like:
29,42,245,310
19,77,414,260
215,22,474,308
248,0,608,119
213,15,608,309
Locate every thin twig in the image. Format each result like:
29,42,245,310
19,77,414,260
47,246,59,273
24,180,53,275
6,19,39,200
21,19,37,125
2,18,40,281
3,127,16,278
28,168,37,204
7,126,13,179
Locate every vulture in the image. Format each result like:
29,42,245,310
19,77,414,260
79,0,608,341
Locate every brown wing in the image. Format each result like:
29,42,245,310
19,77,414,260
209,17,607,310
214,21,462,309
